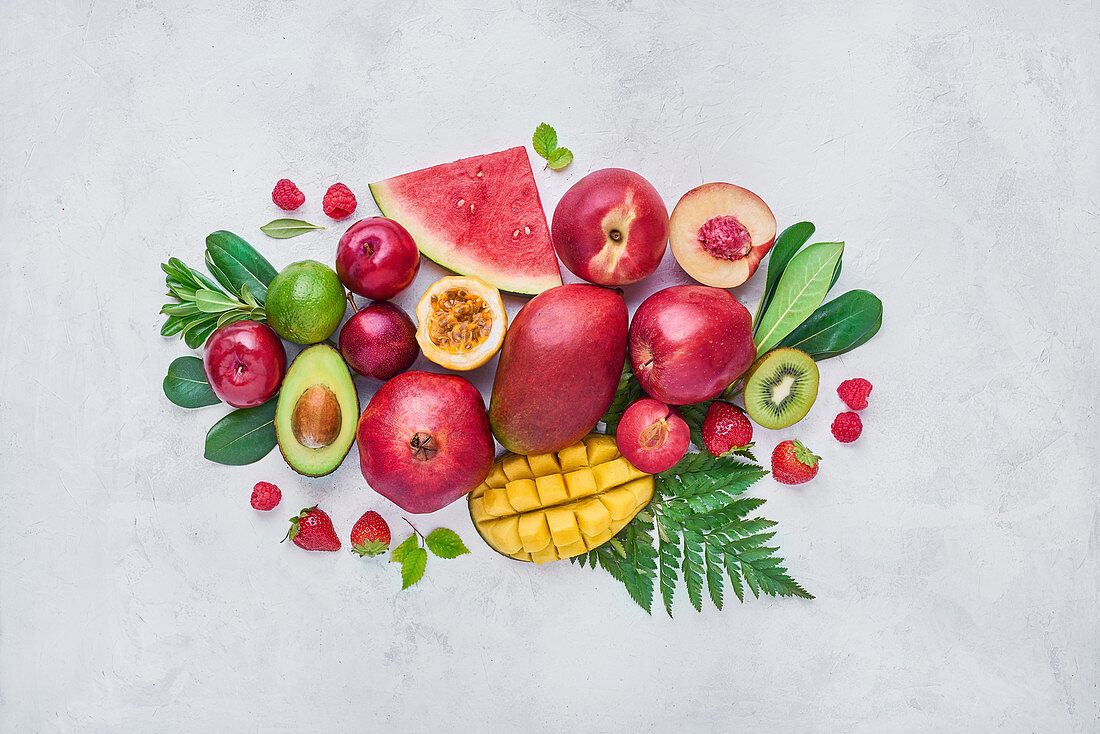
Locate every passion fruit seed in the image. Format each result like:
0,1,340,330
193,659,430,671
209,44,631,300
291,384,342,449
426,287,494,353
697,215,752,261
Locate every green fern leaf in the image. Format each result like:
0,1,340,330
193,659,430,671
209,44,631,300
681,529,705,612
705,536,725,610
659,524,681,616
723,553,745,602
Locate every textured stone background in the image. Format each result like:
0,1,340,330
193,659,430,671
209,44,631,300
1,1,1096,731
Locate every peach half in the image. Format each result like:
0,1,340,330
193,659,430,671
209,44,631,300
669,183,777,288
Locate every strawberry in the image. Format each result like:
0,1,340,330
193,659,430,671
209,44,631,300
701,401,754,456
771,440,821,485
350,510,390,557
283,506,341,551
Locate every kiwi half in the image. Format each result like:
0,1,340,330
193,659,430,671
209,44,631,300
743,348,819,429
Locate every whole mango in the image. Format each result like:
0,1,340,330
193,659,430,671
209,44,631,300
489,284,628,455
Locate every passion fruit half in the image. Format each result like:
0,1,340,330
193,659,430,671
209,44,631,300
415,276,507,371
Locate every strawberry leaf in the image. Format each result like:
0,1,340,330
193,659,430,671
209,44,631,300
353,540,389,558
425,528,470,559
389,533,418,564
532,123,557,159
400,548,428,590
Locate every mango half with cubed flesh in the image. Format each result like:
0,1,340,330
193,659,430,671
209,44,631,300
468,434,654,564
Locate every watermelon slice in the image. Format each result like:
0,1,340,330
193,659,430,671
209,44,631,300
369,147,562,296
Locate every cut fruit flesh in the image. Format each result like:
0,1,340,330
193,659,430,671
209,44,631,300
743,348,819,430
468,434,654,564
669,183,777,288
415,276,506,370
370,147,562,295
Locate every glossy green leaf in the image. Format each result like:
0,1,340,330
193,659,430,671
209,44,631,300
753,222,815,332
182,315,219,349
205,231,277,302
163,356,220,408
203,397,278,465
754,241,844,354
193,289,241,313
776,289,883,360
260,219,325,239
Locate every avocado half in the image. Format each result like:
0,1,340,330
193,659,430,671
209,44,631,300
275,344,360,477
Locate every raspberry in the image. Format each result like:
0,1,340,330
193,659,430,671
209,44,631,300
322,182,357,220
271,179,305,211
250,481,282,511
831,412,863,443
837,378,873,411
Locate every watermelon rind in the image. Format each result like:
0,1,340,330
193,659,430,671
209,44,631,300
369,148,562,296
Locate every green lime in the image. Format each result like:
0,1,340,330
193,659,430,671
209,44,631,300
265,260,347,344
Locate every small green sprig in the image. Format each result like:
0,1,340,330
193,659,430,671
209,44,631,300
532,123,573,170
390,521,470,590
160,257,266,349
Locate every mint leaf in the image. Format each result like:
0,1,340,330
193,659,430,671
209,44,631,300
425,529,470,559
546,147,573,170
390,533,418,564
532,123,557,159
400,547,428,589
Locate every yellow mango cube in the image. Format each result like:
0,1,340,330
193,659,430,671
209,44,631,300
544,507,582,547
502,454,534,481
490,516,523,555
535,474,569,506
484,464,509,488
556,539,589,559
584,528,613,551
527,452,561,477
518,512,551,553
529,543,560,565
584,434,620,466
482,488,513,517
593,457,635,491
563,468,598,499
557,443,590,472
469,495,490,523
574,498,612,537
600,487,637,521
505,479,541,512
621,476,656,506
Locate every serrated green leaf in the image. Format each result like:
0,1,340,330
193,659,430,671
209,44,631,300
390,534,419,564
754,221,816,332
724,554,745,602
163,356,220,408
260,218,325,239
681,530,705,612
532,123,557,159
659,530,680,616
400,547,428,590
546,147,573,170
754,241,844,353
425,528,470,559
705,537,725,610
203,397,278,465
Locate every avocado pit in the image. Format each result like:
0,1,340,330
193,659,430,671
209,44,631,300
291,384,343,449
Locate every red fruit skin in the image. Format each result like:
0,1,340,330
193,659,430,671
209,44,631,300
357,371,494,514
272,179,305,211
702,402,753,457
339,302,420,381
629,285,756,405
489,284,629,455
335,218,421,300
615,398,690,474
323,183,357,220
837,378,873,411
350,510,391,546
250,481,282,511
551,168,669,286
202,320,287,408
771,441,820,485
831,411,863,443
291,508,341,551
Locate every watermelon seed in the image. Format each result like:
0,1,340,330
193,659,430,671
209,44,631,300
457,199,465,207
524,226,531,235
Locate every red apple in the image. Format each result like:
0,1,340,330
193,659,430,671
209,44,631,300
202,320,287,408
669,183,777,288
357,371,494,514
629,285,756,405
550,168,669,286
615,398,690,473
339,301,419,381
336,217,420,300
